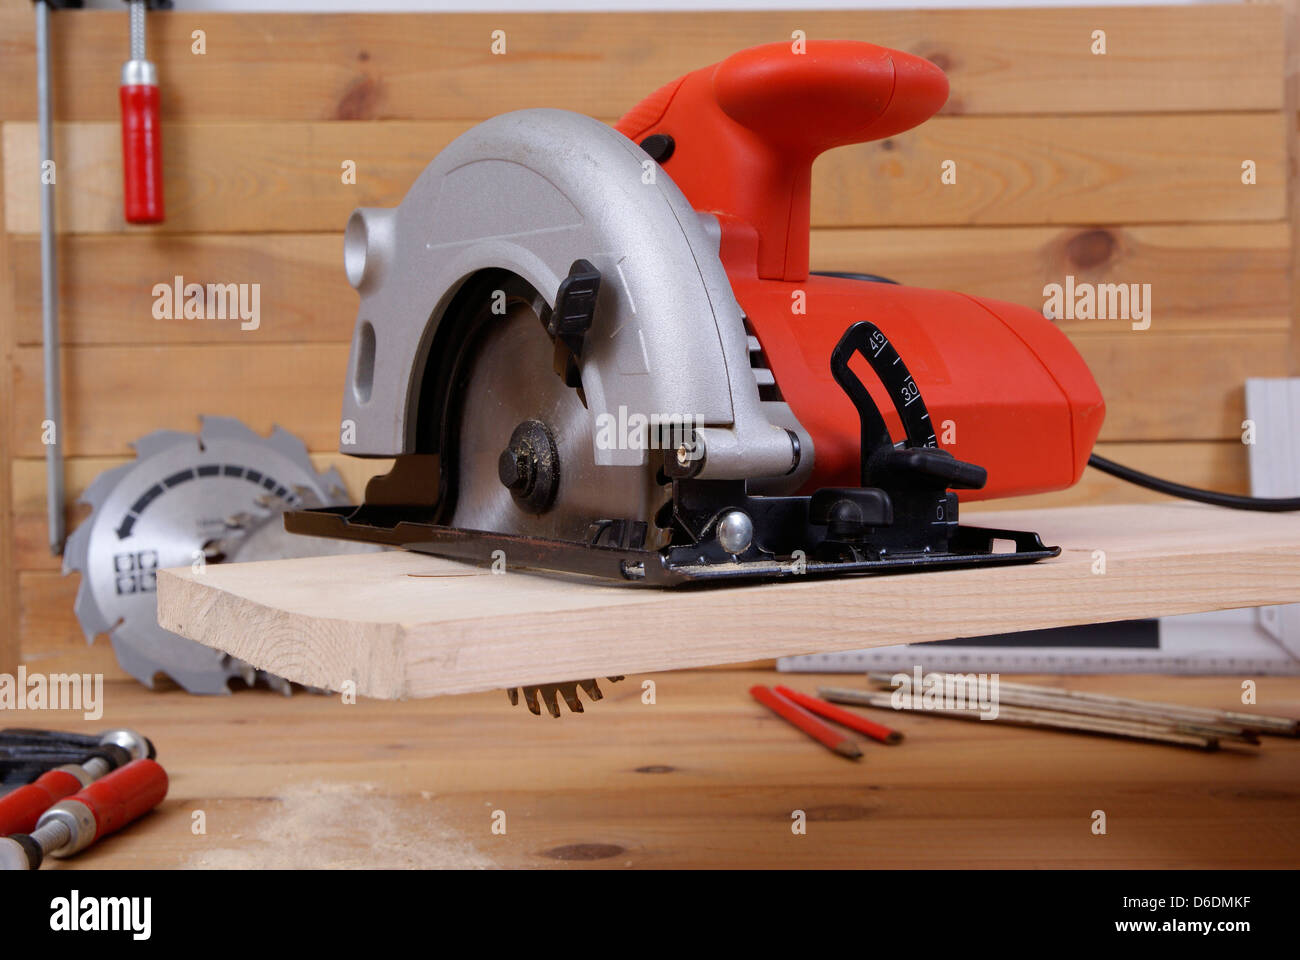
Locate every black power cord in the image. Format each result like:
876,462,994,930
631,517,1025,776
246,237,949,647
1088,453,1300,512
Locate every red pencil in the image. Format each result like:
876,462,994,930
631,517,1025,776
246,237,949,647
750,685,862,759
775,685,904,745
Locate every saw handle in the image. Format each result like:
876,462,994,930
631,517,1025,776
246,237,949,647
711,42,945,157
615,41,948,280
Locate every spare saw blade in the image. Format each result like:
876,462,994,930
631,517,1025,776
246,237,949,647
63,416,365,694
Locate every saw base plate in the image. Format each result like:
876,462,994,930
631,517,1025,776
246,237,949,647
286,506,1057,586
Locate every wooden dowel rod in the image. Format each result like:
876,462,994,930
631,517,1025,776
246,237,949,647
866,672,1298,736
820,688,1220,751
867,684,1255,743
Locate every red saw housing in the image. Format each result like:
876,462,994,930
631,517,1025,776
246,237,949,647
616,40,1105,501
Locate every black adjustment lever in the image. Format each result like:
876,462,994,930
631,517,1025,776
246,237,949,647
830,321,986,491
547,258,601,358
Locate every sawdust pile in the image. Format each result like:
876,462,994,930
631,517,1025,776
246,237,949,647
189,781,495,870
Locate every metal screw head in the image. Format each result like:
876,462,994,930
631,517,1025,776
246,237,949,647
497,447,532,492
716,510,754,556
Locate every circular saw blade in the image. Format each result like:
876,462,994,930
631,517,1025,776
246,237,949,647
63,416,356,694
446,299,669,545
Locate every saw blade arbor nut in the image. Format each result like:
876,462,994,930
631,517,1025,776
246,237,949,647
498,419,560,514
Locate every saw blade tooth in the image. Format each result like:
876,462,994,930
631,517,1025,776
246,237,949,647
108,637,167,692
71,580,115,641
539,686,563,718
260,672,293,696
265,422,314,465
73,461,136,514
522,687,542,716
233,660,256,687
577,678,602,701
558,683,584,713
167,670,235,696
198,416,264,448
61,514,93,576
506,687,520,706
130,429,199,461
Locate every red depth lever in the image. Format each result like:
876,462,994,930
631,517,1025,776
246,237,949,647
120,0,164,224
0,758,168,870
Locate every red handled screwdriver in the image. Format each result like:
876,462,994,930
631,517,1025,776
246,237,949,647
0,728,154,835
0,758,168,870
120,0,165,223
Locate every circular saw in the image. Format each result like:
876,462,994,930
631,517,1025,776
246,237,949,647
63,416,371,695
285,40,1109,713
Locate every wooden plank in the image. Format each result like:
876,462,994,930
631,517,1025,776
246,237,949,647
10,234,351,346
812,112,1284,229
12,225,1291,347
11,332,1281,460
4,113,1285,235
11,453,393,573
155,503,1300,700
811,223,1292,334
0,6,1282,123
1,120,470,236
23,672,1300,869
11,344,349,458
1074,331,1290,441
17,571,125,680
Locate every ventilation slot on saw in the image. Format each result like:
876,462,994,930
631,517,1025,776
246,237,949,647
743,317,783,402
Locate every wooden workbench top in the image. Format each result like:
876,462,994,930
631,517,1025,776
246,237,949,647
27,671,1300,869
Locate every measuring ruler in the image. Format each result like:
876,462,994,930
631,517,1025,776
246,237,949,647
780,606,1299,676
779,650,1300,676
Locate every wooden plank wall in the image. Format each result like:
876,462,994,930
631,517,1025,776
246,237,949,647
0,4,1292,678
